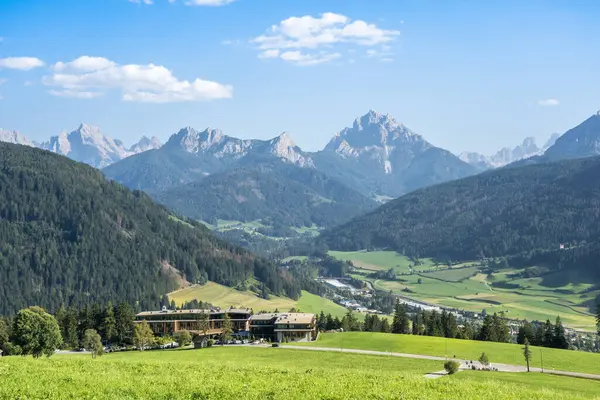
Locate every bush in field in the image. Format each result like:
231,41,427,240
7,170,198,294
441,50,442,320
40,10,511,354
83,329,104,358
173,331,192,348
478,352,490,367
207,339,215,347
444,361,460,375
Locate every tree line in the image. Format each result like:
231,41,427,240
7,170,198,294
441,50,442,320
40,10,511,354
315,301,580,352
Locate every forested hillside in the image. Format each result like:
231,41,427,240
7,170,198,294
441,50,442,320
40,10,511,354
154,159,377,228
0,143,299,315
322,156,600,273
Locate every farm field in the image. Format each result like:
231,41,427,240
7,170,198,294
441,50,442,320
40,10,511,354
168,282,349,317
297,332,600,375
0,347,597,399
328,250,437,273
329,251,598,330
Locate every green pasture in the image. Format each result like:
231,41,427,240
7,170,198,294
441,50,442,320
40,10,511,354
0,346,596,399
298,332,600,375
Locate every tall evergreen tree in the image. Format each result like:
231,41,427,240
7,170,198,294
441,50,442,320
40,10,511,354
491,313,510,343
391,301,410,334
102,302,117,343
63,307,79,349
517,322,534,345
115,302,135,345
317,311,327,332
380,318,391,333
553,316,569,349
532,323,544,346
371,315,382,332
478,315,498,342
92,304,103,332
442,311,458,339
542,319,555,348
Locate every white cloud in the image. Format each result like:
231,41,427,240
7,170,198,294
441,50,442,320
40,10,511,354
252,12,399,66
43,56,232,103
129,0,154,4
0,57,45,70
259,49,280,59
53,56,116,72
49,89,104,99
280,51,341,66
365,46,395,62
0,78,6,85
538,98,560,106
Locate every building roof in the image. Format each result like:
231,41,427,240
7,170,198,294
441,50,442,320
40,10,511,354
248,313,279,322
136,307,251,317
275,313,315,325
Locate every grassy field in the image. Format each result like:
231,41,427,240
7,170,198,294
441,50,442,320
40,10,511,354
168,282,349,317
298,332,600,375
329,251,598,330
0,347,597,399
452,371,600,399
328,250,437,273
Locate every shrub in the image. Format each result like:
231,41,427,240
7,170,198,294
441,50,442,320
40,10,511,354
207,339,214,348
444,361,460,375
478,352,490,367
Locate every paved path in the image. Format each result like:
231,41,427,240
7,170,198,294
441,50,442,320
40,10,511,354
280,345,600,381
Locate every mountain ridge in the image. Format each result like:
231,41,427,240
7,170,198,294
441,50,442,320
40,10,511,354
0,141,300,315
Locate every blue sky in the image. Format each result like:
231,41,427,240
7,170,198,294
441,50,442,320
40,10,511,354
1,0,599,154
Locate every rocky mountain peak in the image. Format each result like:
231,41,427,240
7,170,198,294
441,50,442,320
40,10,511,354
129,135,162,153
265,132,313,167
0,129,35,147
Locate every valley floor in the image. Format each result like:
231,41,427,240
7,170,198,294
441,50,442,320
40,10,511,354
329,250,598,330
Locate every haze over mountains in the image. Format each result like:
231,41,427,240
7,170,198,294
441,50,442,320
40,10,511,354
459,133,560,170
0,124,162,169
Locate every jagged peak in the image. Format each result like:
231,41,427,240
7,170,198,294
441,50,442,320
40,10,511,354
269,131,296,148
354,109,396,128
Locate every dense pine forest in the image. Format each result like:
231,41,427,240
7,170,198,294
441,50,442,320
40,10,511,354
0,143,300,316
321,156,600,277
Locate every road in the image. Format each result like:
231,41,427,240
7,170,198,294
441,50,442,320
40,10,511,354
280,345,600,380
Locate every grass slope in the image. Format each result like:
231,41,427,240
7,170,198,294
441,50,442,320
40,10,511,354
168,282,349,317
0,347,594,399
298,332,600,375
452,371,600,399
328,250,436,272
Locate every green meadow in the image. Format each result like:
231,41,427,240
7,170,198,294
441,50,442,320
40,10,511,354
1,347,598,399
297,332,600,375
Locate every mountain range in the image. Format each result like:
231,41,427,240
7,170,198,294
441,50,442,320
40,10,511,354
459,133,560,170
0,124,162,168
101,110,479,230
5,109,600,237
